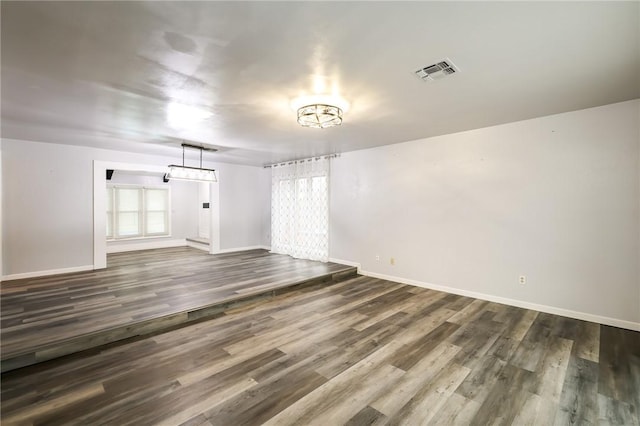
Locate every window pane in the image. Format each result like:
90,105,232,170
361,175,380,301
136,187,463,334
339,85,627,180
117,188,140,211
280,180,291,199
146,189,167,211
146,212,167,234
118,212,140,236
312,176,327,193
297,178,308,202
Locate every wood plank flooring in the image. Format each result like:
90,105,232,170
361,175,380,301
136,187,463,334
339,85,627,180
0,248,355,371
2,274,638,425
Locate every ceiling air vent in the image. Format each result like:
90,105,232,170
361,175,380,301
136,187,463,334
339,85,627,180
415,59,459,82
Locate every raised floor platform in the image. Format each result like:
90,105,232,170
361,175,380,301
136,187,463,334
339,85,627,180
1,248,356,372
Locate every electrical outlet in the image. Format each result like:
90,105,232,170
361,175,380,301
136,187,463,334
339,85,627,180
519,275,526,285
390,257,395,266
375,255,380,261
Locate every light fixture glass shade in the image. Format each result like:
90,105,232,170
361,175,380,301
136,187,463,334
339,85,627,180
297,104,343,129
167,165,217,182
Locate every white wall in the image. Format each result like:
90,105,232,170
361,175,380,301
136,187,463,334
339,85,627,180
3,140,94,275
0,140,3,279
330,99,640,328
1,139,268,277
259,167,272,248
217,163,270,250
172,180,200,241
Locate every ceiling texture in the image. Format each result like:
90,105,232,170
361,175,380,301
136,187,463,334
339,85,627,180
1,1,639,166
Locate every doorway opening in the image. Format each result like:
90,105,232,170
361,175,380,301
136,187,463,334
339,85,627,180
93,160,220,270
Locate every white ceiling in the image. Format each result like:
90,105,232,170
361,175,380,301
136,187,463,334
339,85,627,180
2,1,639,166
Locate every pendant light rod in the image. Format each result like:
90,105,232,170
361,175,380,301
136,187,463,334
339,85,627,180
179,142,216,168
181,143,217,152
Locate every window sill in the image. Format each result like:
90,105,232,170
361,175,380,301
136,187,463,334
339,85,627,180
107,235,171,242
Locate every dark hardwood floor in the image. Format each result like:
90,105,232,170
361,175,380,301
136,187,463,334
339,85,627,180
2,272,638,425
0,248,355,371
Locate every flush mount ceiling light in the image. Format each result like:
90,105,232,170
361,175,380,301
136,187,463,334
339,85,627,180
297,104,343,129
292,94,349,129
166,143,218,182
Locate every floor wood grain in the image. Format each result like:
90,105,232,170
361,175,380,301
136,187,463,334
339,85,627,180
1,253,639,425
0,248,355,371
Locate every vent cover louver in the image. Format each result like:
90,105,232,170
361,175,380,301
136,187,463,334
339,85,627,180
415,59,459,82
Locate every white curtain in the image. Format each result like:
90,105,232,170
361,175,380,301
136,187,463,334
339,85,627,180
271,157,329,262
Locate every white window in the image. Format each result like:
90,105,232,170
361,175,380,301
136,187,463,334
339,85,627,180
106,186,170,239
116,187,142,238
144,189,169,236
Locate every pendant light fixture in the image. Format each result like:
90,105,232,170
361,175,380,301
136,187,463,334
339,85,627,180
166,143,217,182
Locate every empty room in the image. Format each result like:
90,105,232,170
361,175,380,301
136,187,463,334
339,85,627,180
1,1,639,425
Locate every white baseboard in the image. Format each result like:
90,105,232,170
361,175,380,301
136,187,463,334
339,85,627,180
2,265,94,282
328,258,362,272
358,269,640,332
212,245,271,254
107,238,187,253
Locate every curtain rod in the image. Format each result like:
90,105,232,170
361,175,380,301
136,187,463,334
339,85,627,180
263,153,340,169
